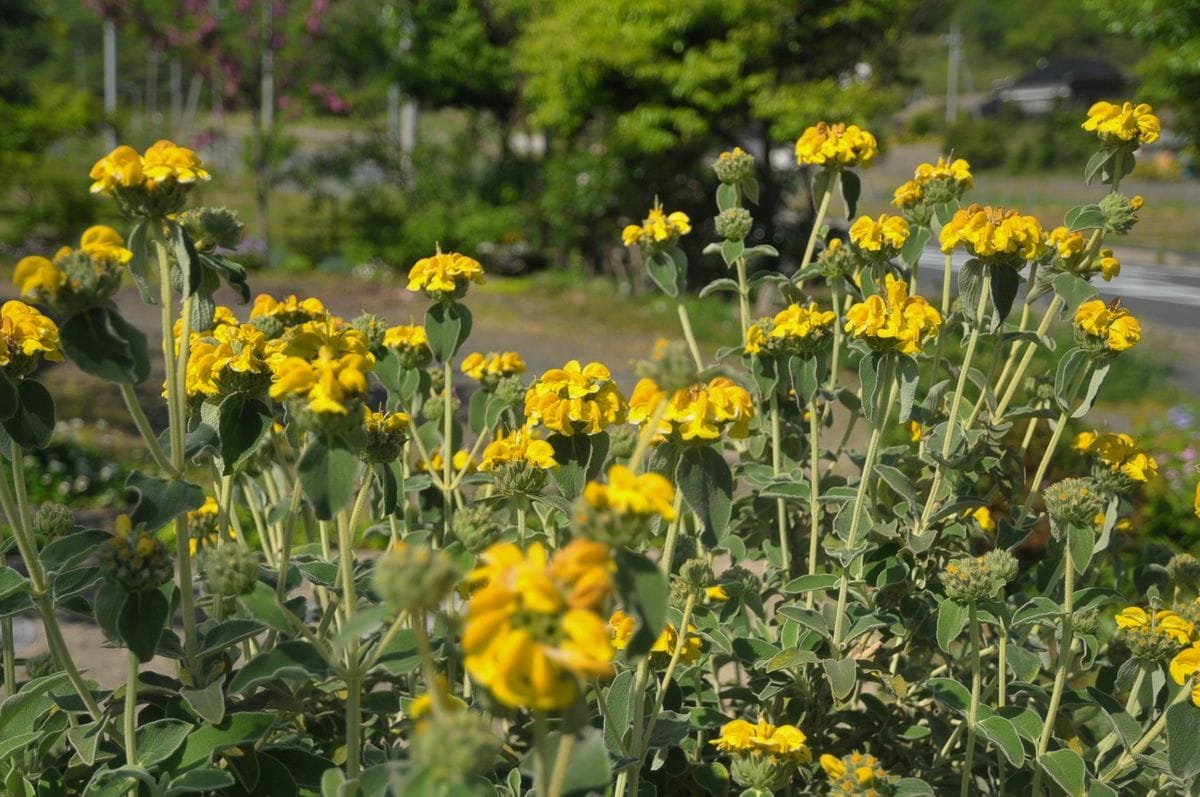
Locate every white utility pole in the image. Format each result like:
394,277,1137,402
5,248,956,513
945,19,961,125
103,19,117,150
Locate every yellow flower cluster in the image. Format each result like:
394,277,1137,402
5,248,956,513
425,448,475,475
628,376,754,442
794,122,877,169
843,274,942,355
1046,226,1087,261
1098,249,1121,281
1173,644,1200,708
407,250,485,297
462,540,614,710
609,610,701,663
479,427,558,471
711,719,812,763
622,204,692,249
892,156,973,208
251,294,328,327
14,226,133,302
89,140,210,194
1074,299,1142,353
267,321,375,415
744,302,837,356
383,324,428,351
186,496,223,556
185,322,273,398
848,214,910,254
1082,101,1161,145
461,351,525,382
1116,606,1194,644
939,204,1044,261
583,464,677,521
0,301,63,370
820,752,891,795
524,360,626,436
1075,430,1158,482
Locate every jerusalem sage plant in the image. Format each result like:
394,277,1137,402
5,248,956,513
0,101,1194,797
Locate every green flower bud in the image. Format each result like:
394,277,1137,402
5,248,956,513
715,207,753,242
373,543,459,612
428,366,446,392
981,549,1019,588
940,555,1004,604
351,313,389,355
423,390,459,424
679,558,715,593
606,425,638,462
178,206,245,252
451,504,502,554
251,314,286,340
1098,192,1142,236
1089,463,1139,496
635,341,697,395
201,543,260,596
730,753,794,791
718,565,759,600
99,524,174,593
493,375,526,406
1043,477,1106,531
1167,554,1200,593
489,460,549,497
25,651,57,680
1073,608,1099,635
712,147,756,185
409,710,502,782
33,503,75,542
1174,599,1200,629
1120,623,1184,663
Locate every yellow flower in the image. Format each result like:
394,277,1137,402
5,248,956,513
424,448,475,475
1074,299,1141,352
628,377,754,443
524,360,626,436
479,427,558,471
794,122,878,168
970,506,996,533
891,179,924,208
913,156,973,188
705,585,730,602
1047,226,1086,261
186,496,227,556
939,204,1044,261
250,293,328,325
1170,643,1200,687
461,351,525,382
141,139,211,186
1099,249,1121,281
268,347,372,415
744,323,766,355
711,719,812,764
79,225,133,265
849,214,910,253
820,754,847,779
1117,607,1193,644
184,323,273,398
745,302,837,357
383,323,429,350
583,464,677,521
1083,101,1160,145
13,256,66,300
906,420,922,442
463,541,614,710
651,621,703,663
843,274,942,355
407,250,485,296
1075,430,1097,452
88,145,145,193
408,675,467,728
1120,452,1158,482
1131,195,1145,211
623,202,692,251
0,301,64,368
1195,480,1200,518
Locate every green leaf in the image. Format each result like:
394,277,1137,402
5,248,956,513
125,471,205,530
180,680,226,725
900,225,931,268
0,370,18,422
822,657,857,701
766,649,819,672
876,465,917,510
895,355,919,424
646,251,680,298
692,761,731,796
989,265,1021,327
978,715,1025,767
423,301,473,362
811,170,831,208
1039,749,1086,797
699,278,742,299
1167,699,1200,778
0,731,41,763
1065,204,1106,231
782,574,840,593
165,711,276,772
759,478,810,501
1085,151,1112,186
602,669,633,756
1,379,54,450
1052,272,1098,316
169,220,203,297
958,259,985,322
66,719,106,766
612,550,667,657
39,529,108,573
741,244,779,261
228,639,332,695
125,221,154,304
94,582,126,643
892,779,936,797
720,239,743,267
676,445,733,536
787,355,819,408
858,351,887,430
926,677,971,714
236,581,301,635
716,182,737,212
936,599,969,652
0,568,28,604
297,436,360,520
200,619,266,658
165,768,237,794
217,394,273,475
1073,360,1109,419
1054,348,1091,413
119,589,170,662
1067,524,1095,574
548,432,609,500
60,304,151,384
841,170,862,218
136,718,194,768
522,727,610,797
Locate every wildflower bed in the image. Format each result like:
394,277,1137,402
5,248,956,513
0,101,1198,796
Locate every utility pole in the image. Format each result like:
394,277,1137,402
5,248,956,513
103,18,117,150
945,19,961,125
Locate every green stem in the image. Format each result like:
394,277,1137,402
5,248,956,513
638,591,699,761
412,610,446,716
629,396,669,475
441,359,454,546
769,392,789,573
805,397,822,610
831,358,895,650
940,252,954,318
961,604,982,797
734,257,751,345
997,623,1010,793
344,672,362,779
1031,553,1077,795
1,618,13,698
799,171,839,273
0,449,103,722
124,651,139,768
1099,679,1193,783
533,712,550,797
546,730,576,797
821,286,843,426
994,295,1065,419
118,384,176,477
517,504,527,549
676,302,704,371
274,474,304,602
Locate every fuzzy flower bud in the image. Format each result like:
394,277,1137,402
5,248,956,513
635,340,698,395
940,555,1006,604
408,710,502,782
373,543,459,613
1043,477,1106,531
715,207,754,242
99,519,173,593
25,651,57,680
178,206,245,252
679,558,715,594
981,549,1019,587
33,503,75,542
713,147,756,184
451,503,502,554
1167,554,1200,593
201,543,259,596
351,313,389,354
1099,192,1142,236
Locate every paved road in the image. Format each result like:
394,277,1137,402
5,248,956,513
914,247,1200,331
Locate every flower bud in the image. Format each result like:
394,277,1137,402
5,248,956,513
201,543,259,596
408,710,502,782
1073,608,1099,635
493,374,526,406
33,503,75,542
178,206,245,252
99,521,174,593
351,313,389,355
715,207,753,242
489,460,549,497
1043,477,1105,531
712,147,756,184
635,340,697,395
422,389,460,423
373,543,459,612
1167,554,1200,593
679,558,715,593
25,651,57,680
451,503,502,554
1099,192,1142,236
981,548,1019,587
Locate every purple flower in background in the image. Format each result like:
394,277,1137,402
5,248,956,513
1168,405,1194,430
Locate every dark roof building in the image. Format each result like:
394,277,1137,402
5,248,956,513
981,58,1128,117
